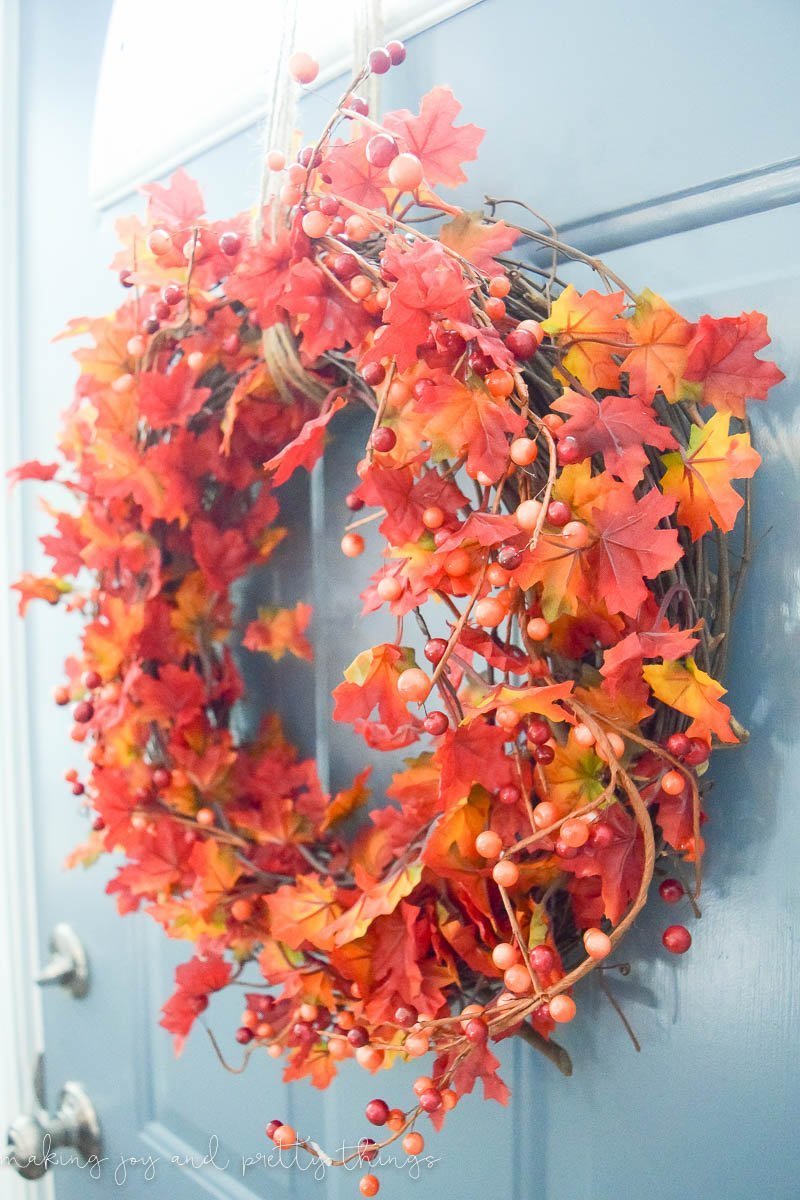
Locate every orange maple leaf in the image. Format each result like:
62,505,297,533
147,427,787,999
541,285,626,391
265,875,342,951
621,289,693,402
243,602,313,662
438,212,518,273
643,657,738,743
659,411,761,540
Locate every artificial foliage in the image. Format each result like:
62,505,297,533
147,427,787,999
13,42,783,1194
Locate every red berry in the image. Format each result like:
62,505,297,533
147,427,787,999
386,39,406,64
546,500,571,527
659,878,685,904
418,1088,442,1113
506,329,538,359
154,300,170,320
530,944,555,975
362,362,386,388
365,133,398,167
162,283,183,306
71,781,85,795
423,711,449,736
345,491,364,512
464,1017,488,1044
82,670,102,690
348,96,369,117
590,822,614,849
73,700,94,724
526,717,551,746
347,1026,369,1048
555,839,578,858
424,638,448,664
219,231,242,256
236,1027,254,1044
92,817,106,832
365,1098,390,1126
265,1119,282,1141
358,1137,378,1162
119,269,134,288
468,349,492,376
142,315,160,335
497,784,520,806
394,1004,418,1027
556,435,582,465
152,766,172,790
662,924,692,954
368,47,392,74
331,252,359,280
497,545,522,570
665,731,691,759
685,737,710,765
371,426,396,452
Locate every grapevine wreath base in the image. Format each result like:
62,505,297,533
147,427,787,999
14,43,783,1196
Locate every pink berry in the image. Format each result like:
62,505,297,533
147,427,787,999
368,48,392,75
386,39,406,65
288,51,319,85
365,134,398,168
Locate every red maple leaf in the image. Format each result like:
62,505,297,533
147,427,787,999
191,521,254,591
439,213,518,273
435,719,518,806
683,311,784,417
282,259,373,363
6,459,59,487
589,488,681,617
227,220,296,330
384,86,484,187
433,511,521,555
322,137,391,210
364,240,472,372
138,362,211,429
562,801,644,924
160,951,232,1050
355,464,467,545
415,370,525,483
332,644,415,735
142,168,206,228
552,389,678,486
264,396,348,485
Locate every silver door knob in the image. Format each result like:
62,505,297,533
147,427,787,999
35,924,89,998
4,1081,102,1180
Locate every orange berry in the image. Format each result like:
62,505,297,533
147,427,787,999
280,183,302,207
515,499,542,531
397,668,431,703
559,818,590,848
485,368,514,398
299,1003,318,1023
273,1124,297,1148
147,227,172,256
413,1075,434,1096
359,1173,380,1196
403,1131,424,1155
573,723,595,747
187,351,205,371
341,532,365,557
230,898,254,922
345,214,372,241
288,51,319,84
492,859,519,888
350,274,372,299
491,942,518,970
422,505,444,530
510,437,539,466
441,1088,458,1111
126,335,146,357
561,520,590,549
405,1032,430,1057
495,704,520,731
241,1008,258,1030
387,379,411,404
301,210,329,238
485,297,506,322
583,928,613,960
486,562,510,587
661,769,686,795
474,597,506,627
388,153,424,191
444,548,471,576
504,964,532,994
256,1021,274,1039
356,1046,384,1070
196,807,215,827
266,149,286,171
489,275,511,298
549,995,577,1023
386,1109,405,1132
112,373,134,394
533,801,560,828
376,576,403,602
526,617,551,641
475,830,503,859
328,1036,350,1060
267,1043,282,1058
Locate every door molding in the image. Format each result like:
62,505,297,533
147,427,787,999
0,1,52,1195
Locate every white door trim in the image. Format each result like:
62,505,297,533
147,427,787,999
0,0,54,1194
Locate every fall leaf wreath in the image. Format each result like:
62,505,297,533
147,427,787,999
13,42,783,1195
